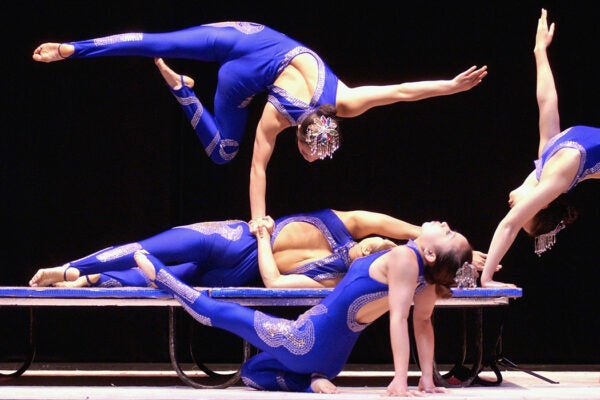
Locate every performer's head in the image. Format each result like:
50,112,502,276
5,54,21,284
419,221,473,298
297,104,340,161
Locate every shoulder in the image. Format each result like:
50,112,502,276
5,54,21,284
386,246,419,273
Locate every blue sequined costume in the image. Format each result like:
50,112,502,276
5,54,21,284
66,22,339,164
534,125,600,191
66,209,356,287
146,239,426,392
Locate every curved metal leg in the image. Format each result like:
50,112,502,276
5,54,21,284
168,306,248,388
434,308,484,387
0,307,36,381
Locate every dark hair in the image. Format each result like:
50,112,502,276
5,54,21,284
424,240,473,298
297,104,339,140
527,197,579,237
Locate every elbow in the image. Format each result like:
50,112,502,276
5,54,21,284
263,278,283,289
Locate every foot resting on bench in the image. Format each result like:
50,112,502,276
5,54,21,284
29,264,79,287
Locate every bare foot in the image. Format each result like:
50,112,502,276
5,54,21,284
133,251,157,287
310,378,339,394
154,57,195,89
32,43,74,63
29,264,79,287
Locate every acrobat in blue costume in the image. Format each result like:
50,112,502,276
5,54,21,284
143,239,426,392
65,209,356,287
66,22,338,164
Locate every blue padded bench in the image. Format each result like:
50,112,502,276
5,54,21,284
0,286,522,388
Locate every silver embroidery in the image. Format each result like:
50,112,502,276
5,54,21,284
174,93,203,128
95,243,142,262
181,302,212,327
205,131,220,158
254,305,327,355
155,269,212,326
97,277,123,288
93,33,143,47
156,269,199,304
173,84,239,160
312,272,346,282
218,139,239,161
347,291,388,332
241,376,263,390
176,221,244,241
205,22,265,34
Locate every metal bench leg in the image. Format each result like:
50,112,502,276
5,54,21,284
0,307,35,381
478,307,558,385
168,306,246,388
434,308,484,387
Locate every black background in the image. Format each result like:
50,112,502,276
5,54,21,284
2,1,599,365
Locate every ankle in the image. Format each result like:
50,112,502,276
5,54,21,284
57,44,67,59
63,264,78,281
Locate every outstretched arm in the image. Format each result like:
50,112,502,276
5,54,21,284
334,210,421,240
335,65,488,117
249,105,289,222
481,176,568,287
535,8,561,155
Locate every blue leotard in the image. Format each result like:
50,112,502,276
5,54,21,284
534,125,600,191
66,22,339,164
66,209,355,287
146,239,425,392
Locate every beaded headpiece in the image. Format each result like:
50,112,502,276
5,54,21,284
304,116,340,159
454,262,478,289
534,221,566,256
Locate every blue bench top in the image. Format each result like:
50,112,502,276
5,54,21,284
0,286,522,299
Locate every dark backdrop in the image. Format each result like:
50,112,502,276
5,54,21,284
2,1,599,365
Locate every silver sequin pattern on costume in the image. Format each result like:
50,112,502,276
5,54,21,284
205,22,265,35
93,33,143,47
156,269,212,326
95,243,143,262
347,291,388,332
241,376,263,390
171,89,239,161
98,277,123,287
177,220,244,241
254,304,327,355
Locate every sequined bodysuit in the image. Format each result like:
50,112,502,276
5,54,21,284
67,22,339,164
65,209,355,287
534,125,600,191
146,240,426,392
